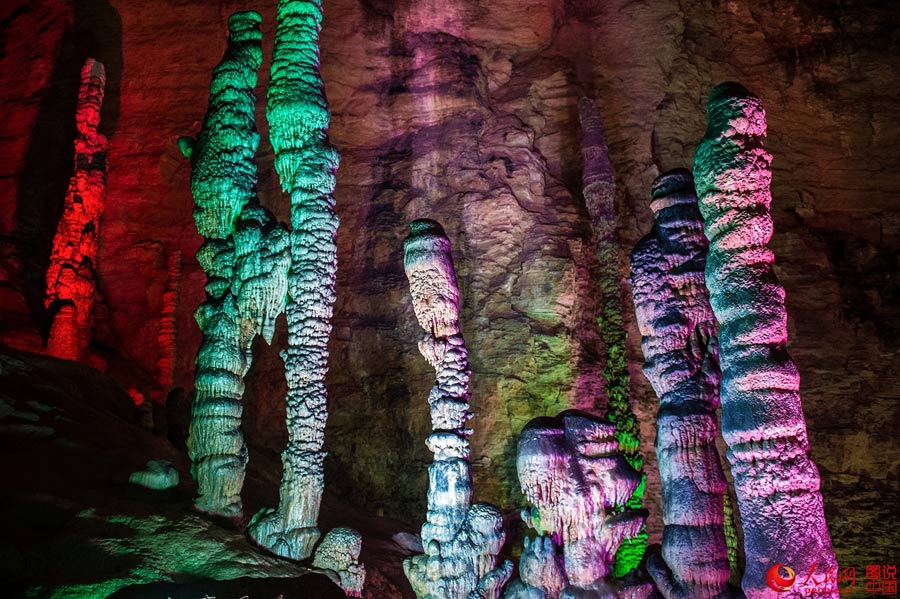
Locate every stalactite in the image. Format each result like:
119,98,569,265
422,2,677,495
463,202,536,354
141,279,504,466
152,249,182,405
247,0,339,560
630,169,735,599
44,58,107,362
182,11,263,518
693,82,838,599
510,410,648,598
402,219,513,599
577,97,646,577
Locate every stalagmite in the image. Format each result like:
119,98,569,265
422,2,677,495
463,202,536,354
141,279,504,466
512,411,647,598
313,527,366,597
247,0,340,560
402,219,513,599
693,82,838,599
183,11,263,518
44,58,107,362
630,169,734,599
578,97,646,576
152,249,181,406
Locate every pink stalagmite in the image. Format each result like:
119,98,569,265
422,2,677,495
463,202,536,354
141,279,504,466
45,58,107,361
631,169,733,599
693,82,837,599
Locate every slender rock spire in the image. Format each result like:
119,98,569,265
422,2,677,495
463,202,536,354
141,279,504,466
402,219,512,599
693,82,838,599
631,169,735,599
45,58,107,362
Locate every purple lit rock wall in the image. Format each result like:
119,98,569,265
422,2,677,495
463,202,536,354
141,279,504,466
0,0,897,572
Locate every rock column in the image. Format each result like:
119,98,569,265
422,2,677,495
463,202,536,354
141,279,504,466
693,82,837,599
578,97,646,576
44,58,107,362
247,0,339,560
630,170,733,599
183,12,263,518
402,219,512,599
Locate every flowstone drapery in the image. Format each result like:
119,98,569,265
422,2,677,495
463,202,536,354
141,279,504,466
183,11,263,518
402,219,513,599
630,170,734,599
247,0,340,560
44,58,107,362
693,82,837,599
578,98,646,577
506,411,648,599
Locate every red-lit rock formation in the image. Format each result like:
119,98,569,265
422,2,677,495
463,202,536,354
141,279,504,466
152,249,181,405
44,58,107,362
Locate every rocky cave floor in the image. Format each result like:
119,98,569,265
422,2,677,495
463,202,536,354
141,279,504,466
0,345,421,599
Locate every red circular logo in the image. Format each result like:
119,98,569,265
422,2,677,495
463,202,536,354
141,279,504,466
767,564,797,592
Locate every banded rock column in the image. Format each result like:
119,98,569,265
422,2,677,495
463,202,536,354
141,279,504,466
247,0,340,560
44,58,107,362
403,219,513,599
578,97,646,577
693,82,837,599
183,11,263,517
630,169,734,599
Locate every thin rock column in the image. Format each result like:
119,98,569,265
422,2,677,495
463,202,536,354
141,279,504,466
182,11,263,518
578,97,646,576
45,58,107,362
402,219,512,599
247,0,339,560
693,82,838,599
630,169,733,599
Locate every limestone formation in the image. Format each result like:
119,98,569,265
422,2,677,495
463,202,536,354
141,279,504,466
402,219,513,599
693,82,838,599
183,11,263,518
44,58,107,362
312,527,366,597
578,97,646,576
152,249,181,406
513,411,647,598
247,0,340,560
630,169,733,599
129,459,180,491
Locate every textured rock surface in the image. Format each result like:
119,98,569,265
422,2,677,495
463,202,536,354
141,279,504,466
44,58,108,363
630,170,733,599
0,0,897,573
184,11,264,518
514,411,650,598
313,526,367,597
693,82,837,598
247,0,339,561
403,219,512,599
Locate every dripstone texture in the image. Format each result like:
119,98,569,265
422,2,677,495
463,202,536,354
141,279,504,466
693,82,837,599
0,0,897,573
630,170,733,599
44,58,107,363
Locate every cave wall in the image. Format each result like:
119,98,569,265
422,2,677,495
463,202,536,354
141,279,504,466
0,0,897,569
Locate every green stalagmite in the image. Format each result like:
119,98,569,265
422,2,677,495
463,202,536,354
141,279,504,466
578,97,647,576
247,0,340,560
183,12,264,518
